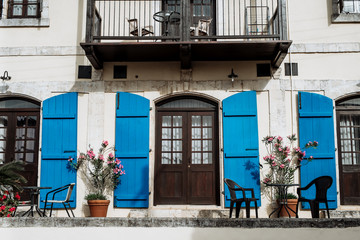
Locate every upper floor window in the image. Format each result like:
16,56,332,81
333,0,360,22
7,0,40,18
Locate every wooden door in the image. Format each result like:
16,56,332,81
336,109,360,205
191,0,216,35
0,102,40,200
154,98,219,205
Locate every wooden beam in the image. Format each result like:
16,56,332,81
81,44,103,70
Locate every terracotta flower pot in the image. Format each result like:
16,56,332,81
278,199,298,217
87,200,110,217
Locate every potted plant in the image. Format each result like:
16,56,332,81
68,140,125,217
261,134,317,217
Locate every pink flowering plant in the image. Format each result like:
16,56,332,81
261,134,318,187
0,190,20,217
68,140,125,200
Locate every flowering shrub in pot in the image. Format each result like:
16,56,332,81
68,140,125,217
0,190,20,217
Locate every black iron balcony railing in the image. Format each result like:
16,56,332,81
85,0,286,43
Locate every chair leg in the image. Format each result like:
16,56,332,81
235,202,242,218
254,201,258,219
325,202,330,218
245,201,250,218
295,200,300,218
49,203,54,217
63,203,71,217
229,201,234,218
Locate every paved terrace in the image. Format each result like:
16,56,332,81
1,218,360,240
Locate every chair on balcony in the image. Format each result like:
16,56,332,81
224,178,258,218
190,18,212,37
127,18,154,37
296,176,333,218
42,183,75,217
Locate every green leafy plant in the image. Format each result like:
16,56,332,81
0,161,27,192
68,140,125,200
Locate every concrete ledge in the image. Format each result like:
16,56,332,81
1,217,360,228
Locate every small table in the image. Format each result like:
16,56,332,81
21,186,51,217
266,183,299,218
153,10,180,36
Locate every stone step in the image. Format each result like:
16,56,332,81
128,209,231,218
327,210,360,218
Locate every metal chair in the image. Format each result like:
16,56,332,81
296,176,333,218
42,183,75,217
224,178,258,218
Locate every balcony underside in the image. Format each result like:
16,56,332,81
80,40,292,70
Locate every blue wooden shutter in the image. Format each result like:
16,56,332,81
40,92,78,208
298,91,337,209
222,91,261,207
114,92,150,208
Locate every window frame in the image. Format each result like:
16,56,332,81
7,0,41,19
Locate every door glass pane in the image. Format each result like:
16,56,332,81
13,0,23,16
27,0,38,16
26,140,35,151
353,153,360,165
162,116,171,127
203,128,212,138
173,116,182,127
203,116,212,126
0,141,5,151
192,140,201,151
162,128,171,139
173,153,182,164
192,128,201,139
342,153,352,165
0,128,6,139
16,128,26,139
162,153,171,164
192,116,201,126
28,116,37,126
26,153,34,163
203,140,212,151
173,140,182,151
17,116,26,127
15,153,24,161
27,128,35,139
15,141,25,151
173,128,182,139
0,116,8,127
203,153,212,164
162,140,171,151
192,152,201,164
0,153,4,164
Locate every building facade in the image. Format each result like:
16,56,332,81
0,0,360,217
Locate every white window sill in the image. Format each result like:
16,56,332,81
0,18,50,27
332,13,360,23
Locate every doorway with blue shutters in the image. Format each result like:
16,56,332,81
154,95,220,205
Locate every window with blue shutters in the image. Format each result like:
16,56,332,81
222,91,261,207
114,92,150,208
40,92,78,209
298,91,337,209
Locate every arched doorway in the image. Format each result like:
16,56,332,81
336,95,360,205
154,95,219,205
0,96,41,194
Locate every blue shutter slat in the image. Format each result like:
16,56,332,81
222,91,261,207
40,92,78,209
114,92,150,208
298,92,337,209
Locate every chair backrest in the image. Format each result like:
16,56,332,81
313,176,333,201
198,18,212,35
224,178,243,200
64,183,75,202
127,18,138,36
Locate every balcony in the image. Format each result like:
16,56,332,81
81,0,291,69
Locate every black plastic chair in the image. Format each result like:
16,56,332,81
42,183,75,217
224,178,258,218
296,176,333,218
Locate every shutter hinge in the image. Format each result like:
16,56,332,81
221,148,223,152
149,149,152,152
150,107,152,111
39,148,41,151
299,92,302,109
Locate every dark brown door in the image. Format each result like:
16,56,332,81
155,102,219,205
336,110,360,205
191,0,215,35
0,101,40,199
